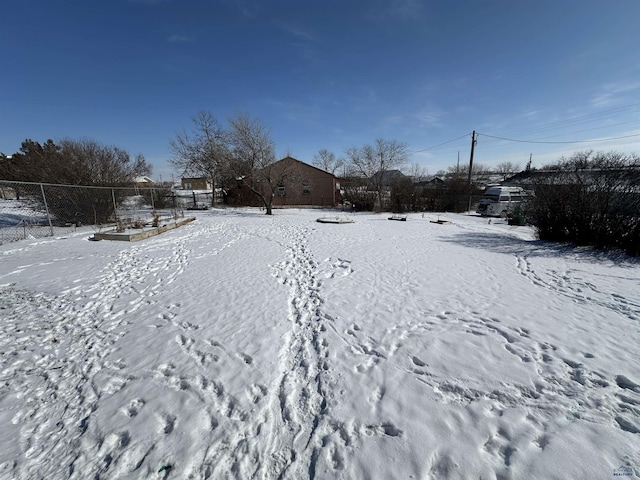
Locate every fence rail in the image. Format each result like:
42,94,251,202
0,180,194,245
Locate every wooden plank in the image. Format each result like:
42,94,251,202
92,217,196,241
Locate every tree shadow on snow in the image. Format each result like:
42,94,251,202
442,231,640,268
206,208,271,218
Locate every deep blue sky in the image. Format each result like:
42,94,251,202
2,0,639,180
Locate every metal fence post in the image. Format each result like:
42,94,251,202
112,188,118,224
40,183,54,236
1,180,189,244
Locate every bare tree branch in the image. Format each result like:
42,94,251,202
345,139,408,211
312,149,344,175
169,111,229,205
228,113,287,215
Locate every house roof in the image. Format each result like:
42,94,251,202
371,169,407,185
134,176,154,183
275,156,337,178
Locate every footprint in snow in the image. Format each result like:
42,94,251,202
122,398,145,417
362,423,403,437
236,352,253,365
411,356,427,367
157,412,176,435
369,386,385,403
179,321,200,331
102,376,129,395
355,356,378,374
247,383,268,403
156,362,175,377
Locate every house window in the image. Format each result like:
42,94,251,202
278,185,286,196
302,182,310,195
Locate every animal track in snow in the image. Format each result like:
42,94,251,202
322,257,354,278
412,355,427,367
616,375,640,392
355,356,378,374
122,398,145,417
369,385,385,404
157,412,176,435
361,423,403,437
237,352,253,365
247,383,268,404
515,253,640,321
175,334,217,367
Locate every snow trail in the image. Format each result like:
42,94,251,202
2,210,639,479
0,234,190,479
173,218,346,480
259,222,332,479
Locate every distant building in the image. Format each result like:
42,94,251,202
228,156,339,208
181,177,212,191
134,176,154,187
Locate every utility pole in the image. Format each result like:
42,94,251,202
467,130,477,186
467,131,477,213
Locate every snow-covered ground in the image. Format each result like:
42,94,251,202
1,208,639,479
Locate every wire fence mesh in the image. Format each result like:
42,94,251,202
0,180,198,245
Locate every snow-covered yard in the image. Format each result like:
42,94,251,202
0,208,638,479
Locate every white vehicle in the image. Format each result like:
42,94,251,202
476,186,525,217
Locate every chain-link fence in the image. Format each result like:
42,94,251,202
0,180,195,245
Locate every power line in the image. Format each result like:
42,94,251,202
499,103,640,138
411,133,471,153
409,103,640,159
477,131,640,145
528,120,640,141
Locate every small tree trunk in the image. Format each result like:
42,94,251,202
376,188,384,212
265,193,274,215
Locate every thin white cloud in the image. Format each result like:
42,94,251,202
220,0,262,18
128,0,170,4
367,0,428,22
415,108,444,128
389,0,427,19
275,22,321,65
591,81,640,108
519,109,540,120
280,24,315,42
167,34,194,44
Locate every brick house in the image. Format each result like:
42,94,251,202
228,156,339,208
181,177,212,191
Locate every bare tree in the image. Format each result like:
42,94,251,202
58,138,151,185
495,161,521,181
345,139,408,211
169,111,229,206
445,162,492,186
408,163,428,182
312,149,344,175
227,113,292,215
